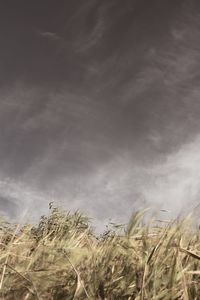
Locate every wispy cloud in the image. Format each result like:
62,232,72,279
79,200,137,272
76,5,107,52
39,31,61,41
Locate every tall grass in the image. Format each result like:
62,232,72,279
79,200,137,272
0,206,199,299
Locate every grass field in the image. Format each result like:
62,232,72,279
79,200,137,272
0,206,200,299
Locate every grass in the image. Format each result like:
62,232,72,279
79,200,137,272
0,206,200,299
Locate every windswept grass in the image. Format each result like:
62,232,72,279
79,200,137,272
0,206,200,299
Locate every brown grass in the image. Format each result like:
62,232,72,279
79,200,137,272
0,206,200,299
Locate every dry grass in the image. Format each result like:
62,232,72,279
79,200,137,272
0,206,200,299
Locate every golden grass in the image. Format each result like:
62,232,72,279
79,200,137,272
0,206,200,299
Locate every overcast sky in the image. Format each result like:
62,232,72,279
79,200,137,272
1,0,200,229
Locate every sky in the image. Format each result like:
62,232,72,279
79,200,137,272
1,0,200,229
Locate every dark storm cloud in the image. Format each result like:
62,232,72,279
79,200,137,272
1,0,200,228
0,0,182,85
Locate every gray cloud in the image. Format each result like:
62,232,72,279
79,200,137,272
1,1,200,230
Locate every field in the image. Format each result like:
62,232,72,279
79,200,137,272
0,206,200,299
